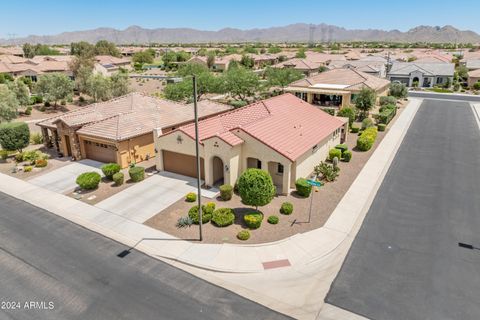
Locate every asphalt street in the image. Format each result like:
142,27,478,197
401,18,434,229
408,91,480,102
326,99,480,319
0,192,291,320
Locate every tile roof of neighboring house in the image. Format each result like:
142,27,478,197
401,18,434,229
272,58,323,71
0,47,24,56
214,54,242,65
289,68,390,91
37,93,232,141
29,55,74,63
468,69,480,77
0,54,27,64
173,93,346,162
358,56,388,63
414,56,451,64
388,62,455,76
304,52,345,63
95,55,131,66
328,60,385,73
466,59,480,70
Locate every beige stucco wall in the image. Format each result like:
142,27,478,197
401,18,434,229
117,133,155,168
468,76,480,87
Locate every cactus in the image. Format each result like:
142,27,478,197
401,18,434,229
332,156,339,169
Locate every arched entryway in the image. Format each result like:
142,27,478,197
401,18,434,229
212,156,224,186
412,76,420,87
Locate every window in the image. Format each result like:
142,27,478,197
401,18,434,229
277,163,284,174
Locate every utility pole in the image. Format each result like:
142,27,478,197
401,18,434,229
192,76,203,241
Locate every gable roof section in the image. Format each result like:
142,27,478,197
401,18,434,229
173,93,345,162
389,62,454,76
272,58,323,71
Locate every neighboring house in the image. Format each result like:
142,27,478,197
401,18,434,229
304,52,345,65
285,68,390,108
0,46,24,56
465,59,480,71
0,55,73,80
387,62,455,87
0,54,28,64
93,55,132,76
187,54,242,71
154,93,347,194
248,54,279,69
37,93,232,168
328,60,387,78
271,58,324,76
467,69,480,88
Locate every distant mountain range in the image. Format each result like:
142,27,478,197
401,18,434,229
1,24,480,45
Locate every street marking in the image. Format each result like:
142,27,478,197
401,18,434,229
471,104,480,131
262,259,291,270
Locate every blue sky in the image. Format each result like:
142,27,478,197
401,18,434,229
2,0,480,38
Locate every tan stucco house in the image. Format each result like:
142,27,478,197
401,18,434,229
271,58,325,76
285,68,390,108
154,93,347,194
37,93,231,168
468,69,480,88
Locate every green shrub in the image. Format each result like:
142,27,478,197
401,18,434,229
474,81,480,90
335,144,348,155
0,150,8,160
268,215,279,224
244,212,263,229
29,132,43,145
76,172,101,190
379,96,397,106
15,152,24,162
389,82,407,98
219,184,233,200
237,230,250,241
0,122,30,152
113,172,124,186
176,216,193,228
24,166,33,172
230,100,248,108
351,126,359,133
238,168,275,209
211,208,235,227
321,108,335,116
377,104,396,124
361,118,374,129
188,204,213,224
295,178,312,197
329,148,342,161
34,159,48,168
101,163,121,179
185,192,197,202
343,150,352,162
378,124,386,132
337,106,356,127
356,127,378,151
24,106,33,115
129,166,145,182
203,202,216,216
280,202,293,215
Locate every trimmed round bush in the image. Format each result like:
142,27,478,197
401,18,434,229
24,166,33,172
211,208,235,227
128,166,145,182
188,203,215,224
34,159,48,168
0,122,30,152
295,178,312,197
379,95,397,106
237,168,275,209
378,124,386,132
237,230,250,241
351,126,360,133
244,212,263,229
76,172,101,190
267,215,279,224
101,163,121,180
203,202,216,216
329,148,342,161
113,172,124,186
219,184,233,201
280,202,293,215
361,118,374,129
356,127,378,151
0,150,8,161
335,144,348,155
185,192,197,202
343,150,352,162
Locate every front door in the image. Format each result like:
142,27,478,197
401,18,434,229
64,135,72,156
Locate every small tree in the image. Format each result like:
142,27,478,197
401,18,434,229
295,48,306,58
206,52,215,69
355,87,376,117
474,81,480,90
389,82,407,99
110,73,130,97
132,50,155,64
86,74,112,102
237,168,275,210
0,122,30,152
265,67,303,92
35,73,74,107
337,106,356,127
7,80,30,107
0,85,19,122
224,66,259,100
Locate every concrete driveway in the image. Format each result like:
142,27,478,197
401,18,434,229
95,171,218,223
28,159,103,193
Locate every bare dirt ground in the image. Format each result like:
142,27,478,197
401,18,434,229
144,103,406,244
129,77,165,96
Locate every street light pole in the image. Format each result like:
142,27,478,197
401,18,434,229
192,76,203,241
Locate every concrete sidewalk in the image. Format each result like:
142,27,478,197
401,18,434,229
0,99,422,319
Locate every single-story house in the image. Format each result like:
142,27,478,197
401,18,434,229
285,68,390,108
271,58,324,76
0,55,73,80
93,55,132,76
467,69,480,88
186,54,242,72
154,93,348,195
328,59,387,78
387,62,454,87
37,93,232,168
248,54,279,69
465,59,480,71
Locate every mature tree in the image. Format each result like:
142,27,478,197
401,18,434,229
355,87,376,116
237,168,275,210
176,51,191,62
7,80,30,106
94,40,120,57
389,82,408,99
110,73,130,97
206,52,215,69
223,66,259,100
0,85,19,122
243,46,258,54
197,48,208,56
0,73,14,84
75,66,93,94
177,62,209,77
34,73,74,106
240,55,254,69
164,71,223,102
224,46,238,54
86,74,112,102
295,48,306,58
0,122,30,152
265,67,303,91
162,51,178,69
70,41,95,57
22,43,35,58
132,50,154,64
456,65,469,80
69,55,95,77
337,106,357,127
268,46,281,54
34,44,60,56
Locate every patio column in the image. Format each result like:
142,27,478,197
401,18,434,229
204,157,212,187
307,92,313,104
281,163,291,195
41,127,50,148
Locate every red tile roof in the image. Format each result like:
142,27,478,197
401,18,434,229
174,93,345,161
